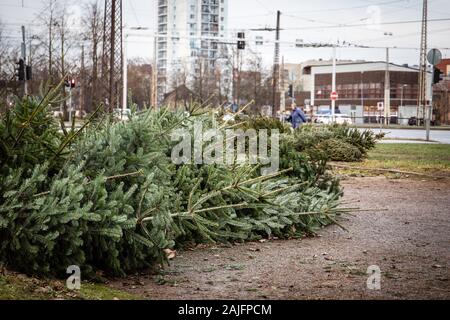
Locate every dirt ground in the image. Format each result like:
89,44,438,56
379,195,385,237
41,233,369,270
111,176,450,300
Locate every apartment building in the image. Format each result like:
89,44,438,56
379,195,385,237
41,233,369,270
156,0,229,102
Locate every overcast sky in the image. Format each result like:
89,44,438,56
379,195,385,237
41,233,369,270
1,0,449,67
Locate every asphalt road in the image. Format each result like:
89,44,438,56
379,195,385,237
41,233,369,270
361,128,450,144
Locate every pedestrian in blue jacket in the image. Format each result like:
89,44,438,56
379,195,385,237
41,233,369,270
288,104,307,129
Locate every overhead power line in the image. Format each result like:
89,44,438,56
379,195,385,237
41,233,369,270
287,0,408,14
282,17,450,30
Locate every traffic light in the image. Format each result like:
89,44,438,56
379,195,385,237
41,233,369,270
65,78,76,88
288,84,294,98
26,65,32,81
433,67,443,84
237,32,245,50
16,59,25,81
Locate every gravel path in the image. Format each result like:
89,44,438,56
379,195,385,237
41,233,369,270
111,177,450,300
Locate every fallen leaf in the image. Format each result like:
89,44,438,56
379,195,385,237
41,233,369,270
163,249,177,260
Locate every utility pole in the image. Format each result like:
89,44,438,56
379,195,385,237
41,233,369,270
331,45,336,122
122,29,127,111
272,10,281,116
426,67,434,141
69,84,73,124
236,46,241,105
418,0,428,124
280,56,285,114
424,48,442,141
109,0,116,111
102,0,123,112
48,2,53,83
21,26,28,96
80,44,85,115
151,35,158,108
384,47,391,126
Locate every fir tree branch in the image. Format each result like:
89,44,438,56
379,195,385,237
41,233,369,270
12,84,57,148
33,170,143,198
141,202,251,223
50,104,103,165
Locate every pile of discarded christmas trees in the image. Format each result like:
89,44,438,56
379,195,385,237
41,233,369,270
0,84,382,277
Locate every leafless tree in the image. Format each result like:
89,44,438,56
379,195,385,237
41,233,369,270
82,0,103,111
0,19,7,79
36,0,58,83
127,58,152,109
45,0,79,116
191,57,210,104
246,49,264,106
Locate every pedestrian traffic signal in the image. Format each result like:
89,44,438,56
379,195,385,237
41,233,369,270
16,59,25,81
70,79,76,88
237,32,245,50
433,67,443,84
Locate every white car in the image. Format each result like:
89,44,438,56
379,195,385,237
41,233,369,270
316,114,353,125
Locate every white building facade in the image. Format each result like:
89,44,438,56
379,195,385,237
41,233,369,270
156,0,229,102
